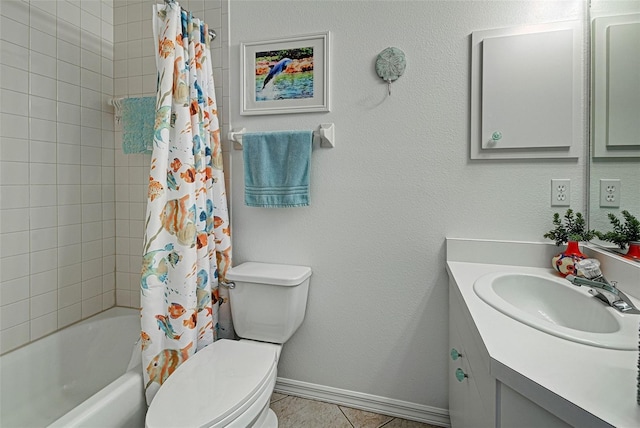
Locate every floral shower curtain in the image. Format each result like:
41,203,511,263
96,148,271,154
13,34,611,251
140,2,232,405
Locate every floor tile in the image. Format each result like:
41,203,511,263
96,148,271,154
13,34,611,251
271,392,287,403
271,395,352,428
340,405,394,428
381,418,441,428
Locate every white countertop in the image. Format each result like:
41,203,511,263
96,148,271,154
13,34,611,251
446,239,640,428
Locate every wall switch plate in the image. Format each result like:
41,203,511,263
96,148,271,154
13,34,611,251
551,179,571,207
599,179,621,208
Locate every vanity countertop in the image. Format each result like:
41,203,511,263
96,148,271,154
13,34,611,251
446,239,640,428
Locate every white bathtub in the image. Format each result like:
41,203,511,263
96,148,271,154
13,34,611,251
0,307,146,428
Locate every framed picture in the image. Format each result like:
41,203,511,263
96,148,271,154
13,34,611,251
241,31,330,115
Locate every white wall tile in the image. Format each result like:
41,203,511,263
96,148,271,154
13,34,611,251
0,41,29,71
81,165,102,184
0,185,29,209
29,139,52,168
0,161,29,185
0,321,30,354
30,311,57,340
81,222,102,243
30,96,58,122
0,276,29,306
57,204,81,226
81,146,102,166
30,269,58,296
29,184,57,207
57,1,81,27
81,88,102,110
57,18,81,46
57,243,80,267
0,231,29,258
58,282,81,307
0,138,29,163
30,162,57,185
30,227,58,252
0,255,28,285
31,1,58,17
58,123,81,145
58,224,81,246
30,51,57,79
57,302,81,328
0,298,29,329
102,289,115,309
82,258,102,281
1,113,29,139
30,74,58,100
57,38,81,66
0,208,29,233
81,108,102,130
30,248,58,274
57,104,82,126
81,48,102,73
31,290,57,318
1,16,30,48
82,203,102,222
1,64,29,93
57,184,81,205
57,164,81,184
1,89,28,116
1,0,30,25
30,27,57,56
81,294,102,317
58,83,81,108
30,118,57,143
30,206,58,229
58,263,81,288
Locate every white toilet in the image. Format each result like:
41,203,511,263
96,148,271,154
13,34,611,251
145,262,311,428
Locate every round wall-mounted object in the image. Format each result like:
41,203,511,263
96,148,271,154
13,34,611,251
375,47,406,83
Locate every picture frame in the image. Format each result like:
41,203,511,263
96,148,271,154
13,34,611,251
241,31,330,115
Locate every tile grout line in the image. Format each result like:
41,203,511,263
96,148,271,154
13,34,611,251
337,405,356,428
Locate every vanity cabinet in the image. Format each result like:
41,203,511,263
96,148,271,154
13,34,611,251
448,280,573,428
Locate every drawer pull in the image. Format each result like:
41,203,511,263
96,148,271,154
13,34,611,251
455,368,468,382
450,348,462,360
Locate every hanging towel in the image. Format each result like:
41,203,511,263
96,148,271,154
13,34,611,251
243,130,313,207
121,97,155,154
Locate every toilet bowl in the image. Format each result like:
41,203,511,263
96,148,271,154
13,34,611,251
146,340,280,428
145,262,311,428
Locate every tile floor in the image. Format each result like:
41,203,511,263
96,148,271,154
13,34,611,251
270,393,442,428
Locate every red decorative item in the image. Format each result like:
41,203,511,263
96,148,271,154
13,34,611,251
624,241,640,261
552,241,587,276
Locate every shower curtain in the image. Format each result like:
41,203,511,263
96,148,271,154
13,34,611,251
140,2,232,404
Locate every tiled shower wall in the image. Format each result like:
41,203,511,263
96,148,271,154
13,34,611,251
0,0,116,352
0,0,227,353
112,0,226,308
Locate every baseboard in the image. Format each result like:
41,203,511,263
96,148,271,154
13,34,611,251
274,377,451,427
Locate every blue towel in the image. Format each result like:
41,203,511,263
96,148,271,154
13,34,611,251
121,97,155,154
243,130,313,207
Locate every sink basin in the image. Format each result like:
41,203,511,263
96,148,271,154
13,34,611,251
473,272,637,350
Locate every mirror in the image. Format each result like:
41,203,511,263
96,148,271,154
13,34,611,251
588,0,640,258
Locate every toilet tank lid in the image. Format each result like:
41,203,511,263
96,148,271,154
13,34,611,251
226,262,312,286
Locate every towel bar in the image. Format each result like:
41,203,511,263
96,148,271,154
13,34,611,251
228,124,335,150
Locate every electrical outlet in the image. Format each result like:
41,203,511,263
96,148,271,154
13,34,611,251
600,179,621,208
551,179,571,207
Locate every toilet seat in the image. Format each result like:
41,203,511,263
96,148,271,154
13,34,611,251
146,339,278,428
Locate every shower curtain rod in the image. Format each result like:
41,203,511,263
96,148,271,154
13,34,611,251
163,0,217,41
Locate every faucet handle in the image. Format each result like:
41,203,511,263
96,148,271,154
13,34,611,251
610,280,618,289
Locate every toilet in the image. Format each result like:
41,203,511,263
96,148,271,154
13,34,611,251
145,262,312,428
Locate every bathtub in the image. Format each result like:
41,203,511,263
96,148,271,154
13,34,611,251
0,307,146,428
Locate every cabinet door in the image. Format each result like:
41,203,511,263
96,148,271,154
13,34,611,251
449,291,494,427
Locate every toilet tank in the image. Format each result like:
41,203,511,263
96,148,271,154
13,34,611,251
226,262,311,344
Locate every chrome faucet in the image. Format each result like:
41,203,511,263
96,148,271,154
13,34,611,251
566,275,640,314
